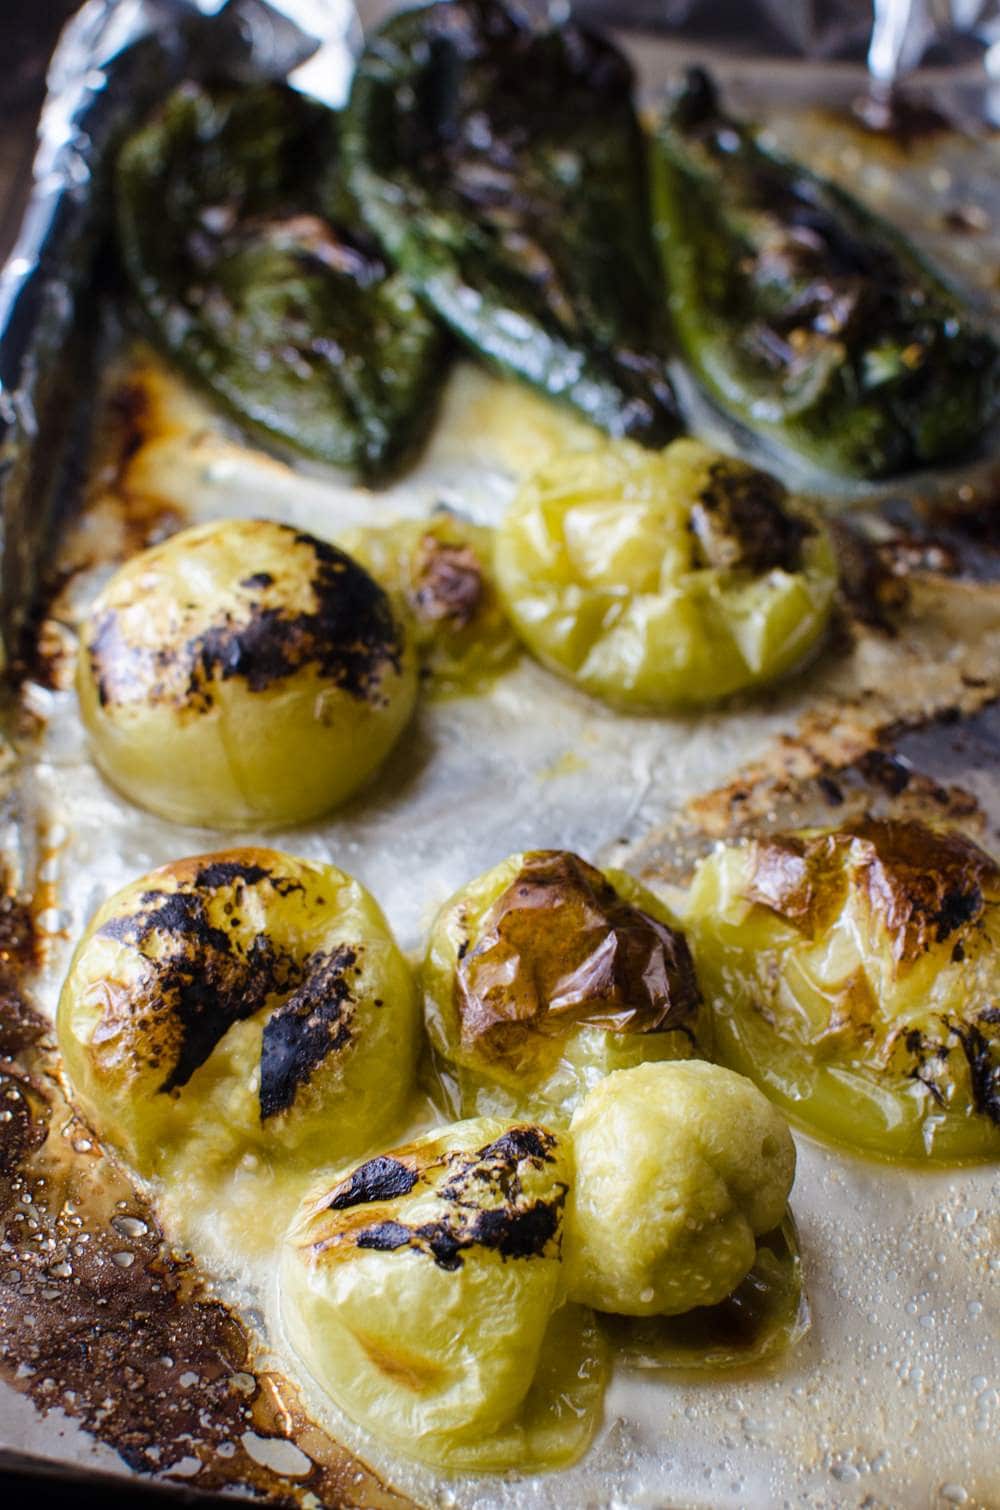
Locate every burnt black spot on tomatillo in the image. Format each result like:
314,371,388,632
90,528,405,711
353,1193,566,1271
259,947,358,1119
185,529,403,704
191,859,305,900
328,1156,418,1210
689,460,811,575
192,860,270,891
98,879,304,1094
956,1022,1000,1125
476,1126,557,1166
356,1220,411,1253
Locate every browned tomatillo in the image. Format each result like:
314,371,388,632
686,817,1000,1162
76,519,417,828
422,849,706,1121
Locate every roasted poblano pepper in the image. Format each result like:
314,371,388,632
650,69,999,478
116,83,449,481
340,0,682,446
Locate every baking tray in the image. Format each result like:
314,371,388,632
1,2,999,1506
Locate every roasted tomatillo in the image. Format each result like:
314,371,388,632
422,849,706,1121
57,849,418,1182
280,1118,608,1471
494,438,836,710
342,511,520,698
686,818,1000,1162
564,1060,796,1317
76,519,417,828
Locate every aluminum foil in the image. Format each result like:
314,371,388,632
1,1,1000,1507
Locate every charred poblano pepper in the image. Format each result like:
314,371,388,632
340,0,682,446
116,83,449,481
650,69,999,478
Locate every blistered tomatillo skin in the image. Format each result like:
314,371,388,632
342,511,519,699
280,1118,608,1471
422,849,706,1122
57,849,417,1181
565,1061,795,1317
76,519,417,828
685,818,1000,1162
493,438,836,711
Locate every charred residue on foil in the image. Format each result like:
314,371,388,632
0,862,410,1507
628,703,1000,891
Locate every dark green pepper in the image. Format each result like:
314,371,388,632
340,0,681,446
116,83,449,481
650,69,999,479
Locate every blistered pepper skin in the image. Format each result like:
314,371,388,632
341,0,682,446
685,818,1000,1163
650,70,999,479
116,83,449,481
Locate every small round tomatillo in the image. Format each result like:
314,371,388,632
57,848,417,1181
563,1060,796,1316
280,1117,607,1470
76,518,417,828
493,437,836,710
685,817,1000,1162
422,848,706,1122
343,510,519,698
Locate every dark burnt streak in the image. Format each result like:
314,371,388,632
956,1020,1000,1125
192,859,272,891
103,885,292,1094
90,528,405,713
477,1126,555,1165
189,534,403,704
328,1156,419,1210
333,1122,565,1270
259,947,358,1119
356,1195,565,1272
96,863,356,1106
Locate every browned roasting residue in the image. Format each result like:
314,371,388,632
0,863,410,1507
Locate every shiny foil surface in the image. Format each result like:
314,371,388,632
1,1,999,1506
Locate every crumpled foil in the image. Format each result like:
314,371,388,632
0,0,358,674
1,1,999,1506
0,0,997,668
